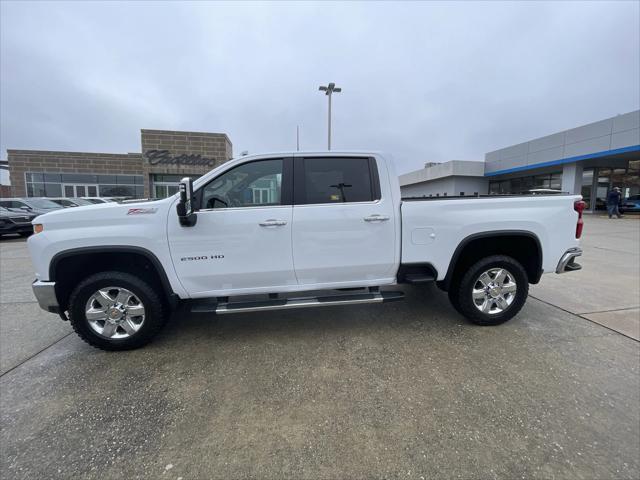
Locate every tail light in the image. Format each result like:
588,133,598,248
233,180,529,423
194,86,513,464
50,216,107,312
574,200,586,239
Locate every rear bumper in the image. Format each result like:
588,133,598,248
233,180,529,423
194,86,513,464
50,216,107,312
32,280,59,312
556,247,583,274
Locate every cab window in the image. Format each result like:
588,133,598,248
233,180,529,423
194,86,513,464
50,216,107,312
297,157,378,204
201,159,283,209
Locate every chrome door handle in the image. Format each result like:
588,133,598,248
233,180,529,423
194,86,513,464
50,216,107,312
364,214,390,222
259,219,287,227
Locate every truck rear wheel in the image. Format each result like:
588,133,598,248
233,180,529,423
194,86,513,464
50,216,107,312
68,271,167,350
451,255,528,326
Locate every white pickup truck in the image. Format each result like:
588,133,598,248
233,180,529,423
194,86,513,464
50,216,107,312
28,152,585,350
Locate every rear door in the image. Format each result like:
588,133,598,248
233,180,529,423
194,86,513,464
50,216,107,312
291,155,396,286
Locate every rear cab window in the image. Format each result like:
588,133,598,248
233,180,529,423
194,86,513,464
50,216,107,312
295,157,381,205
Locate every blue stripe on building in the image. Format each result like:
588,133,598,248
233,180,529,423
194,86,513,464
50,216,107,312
485,144,640,177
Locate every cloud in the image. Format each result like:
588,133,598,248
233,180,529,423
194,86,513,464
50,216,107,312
1,1,638,174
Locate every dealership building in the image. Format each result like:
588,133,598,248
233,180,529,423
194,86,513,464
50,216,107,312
3,129,233,199
2,111,639,210
400,110,640,211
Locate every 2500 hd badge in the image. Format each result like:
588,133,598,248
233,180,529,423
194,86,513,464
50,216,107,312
180,255,225,261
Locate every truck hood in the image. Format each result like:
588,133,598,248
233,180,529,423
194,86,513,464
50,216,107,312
32,197,173,227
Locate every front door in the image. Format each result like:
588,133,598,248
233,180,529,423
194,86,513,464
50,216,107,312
291,156,397,286
167,157,297,297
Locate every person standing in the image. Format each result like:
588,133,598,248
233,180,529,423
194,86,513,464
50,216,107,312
606,187,623,219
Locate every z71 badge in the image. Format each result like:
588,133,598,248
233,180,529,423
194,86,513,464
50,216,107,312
127,208,158,215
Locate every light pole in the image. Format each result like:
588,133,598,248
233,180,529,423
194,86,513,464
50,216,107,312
319,82,341,150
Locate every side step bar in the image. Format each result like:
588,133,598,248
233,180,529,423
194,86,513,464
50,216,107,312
191,290,405,315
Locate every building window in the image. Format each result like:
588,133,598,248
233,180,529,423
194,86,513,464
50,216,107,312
581,169,594,210
99,185,144,197
489,171,562,195
594,161,640,210
151,174,200,199
25,172,143,198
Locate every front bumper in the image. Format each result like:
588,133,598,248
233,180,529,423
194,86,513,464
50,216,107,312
0,223,33,235
32,280,59,312
556,247,583,274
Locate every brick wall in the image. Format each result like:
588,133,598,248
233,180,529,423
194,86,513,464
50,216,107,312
141,129,232,161
7,150,143,197
6,129,233,198
141,129,233,196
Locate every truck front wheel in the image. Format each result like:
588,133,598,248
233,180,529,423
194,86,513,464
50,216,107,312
451,255,528,326
68,271,168,350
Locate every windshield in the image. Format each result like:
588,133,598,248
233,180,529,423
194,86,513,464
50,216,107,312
53,199,75,207
26,198,61,209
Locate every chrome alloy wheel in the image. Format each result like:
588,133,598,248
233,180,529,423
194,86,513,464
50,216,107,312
85,287,145,339
471,268,517,315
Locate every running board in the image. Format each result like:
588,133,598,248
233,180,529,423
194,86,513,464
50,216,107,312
191,291,405,314
403,273,436,284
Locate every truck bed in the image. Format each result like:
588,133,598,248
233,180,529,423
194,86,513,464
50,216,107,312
400,194,581,280
402,193,569,201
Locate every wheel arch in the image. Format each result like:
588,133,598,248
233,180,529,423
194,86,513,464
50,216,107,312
49,246,178,312
441,230,543,291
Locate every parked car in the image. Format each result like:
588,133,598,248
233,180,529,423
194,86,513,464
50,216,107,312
82,197,116,204
0,197,63,216
527,189,564,195
48,197,93,208
0,206,37,237
47,198,77,208
28,151,585,351
621,194,640,213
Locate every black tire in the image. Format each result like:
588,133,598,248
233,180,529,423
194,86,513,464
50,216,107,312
452,255,528,326
68,271,167,351
447,279,464,315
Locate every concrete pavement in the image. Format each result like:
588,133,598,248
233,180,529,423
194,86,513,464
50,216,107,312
1,215,638,479
531,214,640,340
0,237,71,375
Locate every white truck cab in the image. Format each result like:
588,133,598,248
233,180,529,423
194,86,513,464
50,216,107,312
28,152,585,350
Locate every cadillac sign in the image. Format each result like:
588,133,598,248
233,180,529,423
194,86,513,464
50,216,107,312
144,149,216,167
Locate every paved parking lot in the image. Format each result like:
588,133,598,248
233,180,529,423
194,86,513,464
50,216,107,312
1,215,638,479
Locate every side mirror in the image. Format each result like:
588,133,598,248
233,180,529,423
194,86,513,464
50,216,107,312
177,177,197,227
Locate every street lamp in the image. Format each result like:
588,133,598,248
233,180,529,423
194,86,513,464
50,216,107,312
319,82,342,150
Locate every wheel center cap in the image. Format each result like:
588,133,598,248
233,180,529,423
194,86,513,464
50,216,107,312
107,306,124,322
489,286,501,298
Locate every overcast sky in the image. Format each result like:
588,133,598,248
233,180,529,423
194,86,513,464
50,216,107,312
1,1,638,174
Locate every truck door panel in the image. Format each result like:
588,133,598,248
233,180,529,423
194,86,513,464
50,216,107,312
291,156,396,285
167,157,296,296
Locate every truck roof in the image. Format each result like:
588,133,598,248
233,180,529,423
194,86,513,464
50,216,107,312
232,150,386,161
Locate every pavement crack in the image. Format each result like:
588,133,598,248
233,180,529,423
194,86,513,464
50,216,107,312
530,295,639,343
589,245,640,255
578,306,640,315
0,332,74,378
